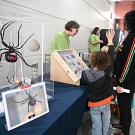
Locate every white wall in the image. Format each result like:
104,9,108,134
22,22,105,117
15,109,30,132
0,0,115,53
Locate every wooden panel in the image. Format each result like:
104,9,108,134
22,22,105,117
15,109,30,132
50,48,88,86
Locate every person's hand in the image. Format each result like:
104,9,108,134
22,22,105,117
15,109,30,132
100,40,103,43
106,29,115,45
117,43,123,49
116,86,124,93
101,46,109,52
115,43,123,53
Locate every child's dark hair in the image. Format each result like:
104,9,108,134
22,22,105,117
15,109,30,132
90,51,111,70
65,20,80,31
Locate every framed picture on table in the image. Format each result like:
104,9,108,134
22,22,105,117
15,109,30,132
2,82,49,131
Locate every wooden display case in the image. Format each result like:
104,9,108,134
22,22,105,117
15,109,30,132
50,48,88,86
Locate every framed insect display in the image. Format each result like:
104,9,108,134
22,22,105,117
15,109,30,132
2,82,49,131
50,48,88,86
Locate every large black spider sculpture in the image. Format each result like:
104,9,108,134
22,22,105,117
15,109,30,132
0,21,34,67
12,90,42,112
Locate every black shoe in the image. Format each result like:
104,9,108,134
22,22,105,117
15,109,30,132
112,124,122,129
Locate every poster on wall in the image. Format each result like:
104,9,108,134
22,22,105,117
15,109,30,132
2,82,49,131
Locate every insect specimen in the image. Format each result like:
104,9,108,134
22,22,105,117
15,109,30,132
12,89,42,112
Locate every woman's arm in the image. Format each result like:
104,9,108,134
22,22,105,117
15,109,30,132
89,34,103,45
101,30,115,76
90,40,103,45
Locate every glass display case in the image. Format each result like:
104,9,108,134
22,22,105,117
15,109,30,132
0,17,43,89
44,54,54,100
0,6,54,111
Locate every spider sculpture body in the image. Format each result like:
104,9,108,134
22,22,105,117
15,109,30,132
12,90,42,112
0,21,34,67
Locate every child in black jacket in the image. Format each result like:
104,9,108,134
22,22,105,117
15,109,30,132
81,30,115,135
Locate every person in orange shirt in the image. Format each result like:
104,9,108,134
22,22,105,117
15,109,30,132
81,30,115,135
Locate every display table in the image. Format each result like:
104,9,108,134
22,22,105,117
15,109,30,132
0,82,88,135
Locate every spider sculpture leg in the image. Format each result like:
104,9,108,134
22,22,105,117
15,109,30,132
14,24,22,48
21,98,29,105
0,21,15,48
7,71,18,85
11,97,29,104
33,92,42,104
25,90,37,97
12,24,34,50
0,48,8,62
33,98,42,103
16,51,33,67
1,21,14,34
28,102,30,112
25,91,36,105
7,72,23,88
12,71,22,84
25,90,42,104
1,21,15,38
0,51,7,62
25,91,41,102
33,94,37,98
25,90,30,95
7,72,15,85
16,33,34,50
14,24,34,50
0,48,8,51
12,72,17,84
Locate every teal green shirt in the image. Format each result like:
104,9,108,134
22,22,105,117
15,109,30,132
49,31,70,53
89,34,100,53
